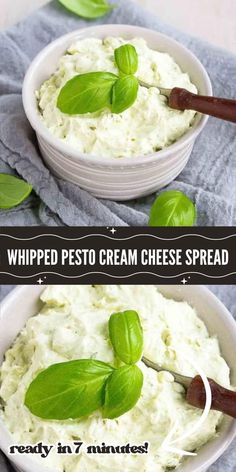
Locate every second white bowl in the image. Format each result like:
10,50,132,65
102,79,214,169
23,24,212,200
0,286,236,472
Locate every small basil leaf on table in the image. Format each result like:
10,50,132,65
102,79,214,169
58,0,114,19
109,310,143,365
57,72,118,115
103,365,143,419
111,75,139,114
149,190,197,227
0,174,32,209
114,44,139,75
25,359,114,420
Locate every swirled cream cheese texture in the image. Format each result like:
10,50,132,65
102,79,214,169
0,286,230,472
37,37,197,158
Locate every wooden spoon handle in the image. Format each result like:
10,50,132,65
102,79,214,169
186,375,236,418
169,87,236,123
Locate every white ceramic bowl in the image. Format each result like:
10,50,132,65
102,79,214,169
0,285,236,472
22,25,212,201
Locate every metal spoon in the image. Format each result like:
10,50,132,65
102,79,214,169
139,81,236,123
142,356,236,419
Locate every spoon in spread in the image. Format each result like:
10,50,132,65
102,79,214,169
139,81,236,123
142,356,236,419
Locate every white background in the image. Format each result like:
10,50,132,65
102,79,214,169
0,0,236,53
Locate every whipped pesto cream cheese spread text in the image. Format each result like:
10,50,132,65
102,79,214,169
37,37,197,158
0,285,230,472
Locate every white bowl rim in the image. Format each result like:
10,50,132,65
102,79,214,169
22,24,212,168
0,285,236,472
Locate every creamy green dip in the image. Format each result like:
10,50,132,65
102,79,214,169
0,285,230,471
37,37,197,158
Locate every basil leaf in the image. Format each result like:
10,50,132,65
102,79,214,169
111,75,139,114
58,0,114,19
115,44,138,75
25,359,114,420
0,174,32,209
57,72,118,115
103,365,143,419
149,190,197,227
109,310,143,365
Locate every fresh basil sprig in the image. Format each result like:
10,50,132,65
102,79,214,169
103,365,143,419
0,174,32,209
57,72,118,115
112,76,139,114
25,310,144,421
25,360,114,419
109,310,143,364
114,44,138,75
57,44,140,115
149,190,197,227
58,0,115,19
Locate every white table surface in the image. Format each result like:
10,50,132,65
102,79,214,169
0,0,236,53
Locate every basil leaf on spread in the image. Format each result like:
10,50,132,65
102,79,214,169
103,365,143,419
0,174,32,209
57,72,118,114
111,75,139,114
109,310,143,365
114,44,139,75
58,0,115,19
25,311,144,421
149,190,197,227
57,45,140,115
25,360,114,420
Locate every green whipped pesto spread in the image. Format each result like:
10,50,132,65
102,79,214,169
37,37,197,158
0,285,230,471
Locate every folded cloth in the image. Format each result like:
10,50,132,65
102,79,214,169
0,0,236,226
0,284,235,471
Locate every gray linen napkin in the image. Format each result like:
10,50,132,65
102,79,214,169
0,284,235,471
0,0,236,226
